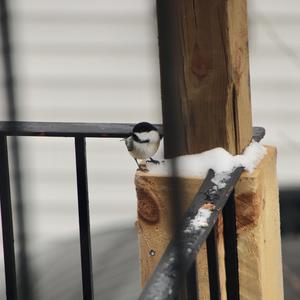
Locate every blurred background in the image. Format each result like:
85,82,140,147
0,0,299,299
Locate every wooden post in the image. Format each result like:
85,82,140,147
157,0,252,157
235,146,283,299
136,148,284,299
136,0,283,299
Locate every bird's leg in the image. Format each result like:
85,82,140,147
134,158,140,168
134,158,148,172
147,157,160,165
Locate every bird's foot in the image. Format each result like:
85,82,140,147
137,165,149,172
147,157,160,165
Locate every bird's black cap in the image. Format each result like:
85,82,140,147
133,122,158,133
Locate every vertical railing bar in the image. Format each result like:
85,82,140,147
223,191,240,300
169,168,185,299
75,137,94,300
206,227,221,300
1,0,33,299
186,261,198,300
0,135,18,300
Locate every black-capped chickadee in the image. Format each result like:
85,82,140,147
124,122,161,171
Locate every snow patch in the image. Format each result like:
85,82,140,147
190,208,212,229
148,140,267,183
147,140,267,234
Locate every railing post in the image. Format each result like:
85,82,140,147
1,0,33,298
222,193,240,299
0,135,18,300
75,137,94,300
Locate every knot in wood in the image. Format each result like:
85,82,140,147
191,45,211,79
236,192,261,233
136,186,159,224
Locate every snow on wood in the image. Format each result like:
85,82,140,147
148,140,267,182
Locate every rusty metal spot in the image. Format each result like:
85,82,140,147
202,202,216,211
136,186,160,224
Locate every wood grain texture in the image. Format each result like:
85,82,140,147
157,0,252,157
135,174,226,299
135,146,283,299
235,146,284,300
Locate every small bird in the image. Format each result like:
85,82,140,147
124,122,161,171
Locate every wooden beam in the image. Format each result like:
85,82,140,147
235,146,283,300
136,147,283,299
157,0,252,157
135,175,215,298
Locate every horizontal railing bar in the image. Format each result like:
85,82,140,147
0,122,264,141
0,121,163,138
138,129,265,300
252,127,265,142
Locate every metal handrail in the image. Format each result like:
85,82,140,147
0,121,264,140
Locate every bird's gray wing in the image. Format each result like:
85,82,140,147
125,136,134,152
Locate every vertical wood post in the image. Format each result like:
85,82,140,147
157,0,252,157
136,1,283,299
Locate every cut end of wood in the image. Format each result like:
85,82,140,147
135,177,160,224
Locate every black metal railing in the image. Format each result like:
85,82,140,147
0,121,264,300
1,0,33,299
0,121,162,300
